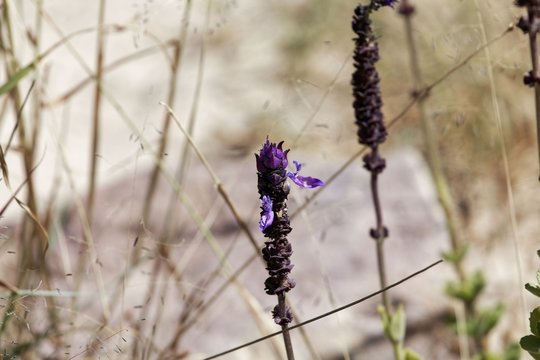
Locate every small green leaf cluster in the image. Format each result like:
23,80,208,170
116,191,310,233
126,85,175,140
378,305,423,360
444,246,518,359
471,343,521,360
520,250,540,359
445,271,485,304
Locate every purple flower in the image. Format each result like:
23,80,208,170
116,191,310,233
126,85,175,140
287,161,325,189
259,195,274,231
255,137,324,326
370,0,398,10
256,138,289,173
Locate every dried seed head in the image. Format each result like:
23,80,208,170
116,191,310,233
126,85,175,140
351,5,388,149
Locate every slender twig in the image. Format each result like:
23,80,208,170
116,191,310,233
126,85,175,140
370,159,390,313
474,0,526,332
142,0,194,224
400,0,464,275
399,1,481,356
278,293,295,360
44,40,176,107
160,102,261,256
526,1,540,176
202,260,443,360
87,0,107,221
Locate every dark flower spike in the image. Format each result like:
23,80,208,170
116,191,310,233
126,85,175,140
351,5,388,149
259,195,274,231
255,138,323,327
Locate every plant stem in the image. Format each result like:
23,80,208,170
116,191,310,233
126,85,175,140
369,148,402,359
400,1,473,355
278,293,295,360
370,165,390,313
142,0,193,225
527,1,540,178
401,1,462,270
474,0,527,335
88,0,106,219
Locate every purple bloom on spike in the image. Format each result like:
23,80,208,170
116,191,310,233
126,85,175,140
256,138,289,173
259,196,274,231
255,138,324,326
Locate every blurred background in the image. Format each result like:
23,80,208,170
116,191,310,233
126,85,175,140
0,0,539,359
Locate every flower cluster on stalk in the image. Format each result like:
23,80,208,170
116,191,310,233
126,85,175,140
256,138,323,325
351,2,393,174
515,0,540,86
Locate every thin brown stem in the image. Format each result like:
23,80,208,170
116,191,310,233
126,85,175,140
87,0,107,220
528,2,540,177
278,293,296,360
367,148,401,360
400,1,474,356
369,163,390,313
142,0,193,225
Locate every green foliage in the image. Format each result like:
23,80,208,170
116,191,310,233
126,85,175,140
404,348,423,360
378,305,424,360
525,283,540,298
471,343,521,360
530,308,540,337
378,304,406,344
521,250,540,359
521,335,540,360
503,343,523,360
445,271,485,304
525,256,540,298
466,303,505,339
0,63,35,96
442,244,469,264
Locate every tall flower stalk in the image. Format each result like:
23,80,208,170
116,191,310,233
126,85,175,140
352,2,421,359
516,0,540,177
256,138,323,360
398,2,521,358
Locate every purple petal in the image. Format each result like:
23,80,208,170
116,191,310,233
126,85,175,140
259,196,274,231
293,160,302,172
287,173,324,188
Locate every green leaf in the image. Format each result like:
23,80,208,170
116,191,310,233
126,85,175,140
530,307,540,337
442,244,469,264
445,271,485,303
471,353,499,360
0,63,35,96
404,348,423,360
378,305,406,343
520,335,540,359
502,342,521,360
526,283,540,298
389,305,406,343
537,269,540,287
470,344,520,360
378,305,390,329
468,303,504,338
